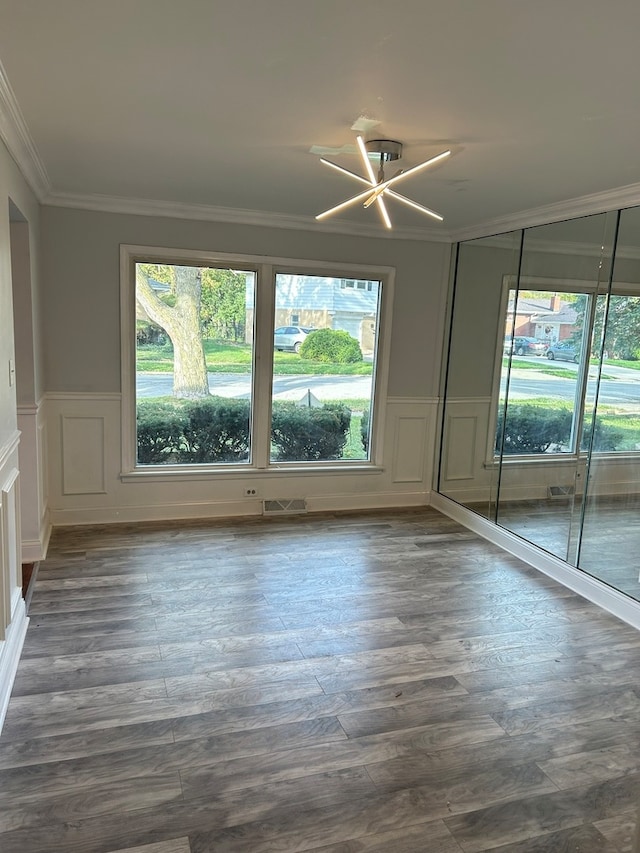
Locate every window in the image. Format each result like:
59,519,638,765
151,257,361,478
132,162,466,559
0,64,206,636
121,246,393,476
496,280,640,457
341,278,374,292
270,272,381,463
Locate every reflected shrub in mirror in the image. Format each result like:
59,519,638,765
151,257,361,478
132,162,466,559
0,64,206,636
581,420,625,452
497,404,572,454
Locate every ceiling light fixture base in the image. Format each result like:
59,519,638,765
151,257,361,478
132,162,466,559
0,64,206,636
364,139,403,162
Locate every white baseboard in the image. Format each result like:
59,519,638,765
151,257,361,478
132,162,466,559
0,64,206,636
430,492,640,631
50,499,263,526
0,596,29,735
22,519,51,562
308,490,430,513
48,490,431,527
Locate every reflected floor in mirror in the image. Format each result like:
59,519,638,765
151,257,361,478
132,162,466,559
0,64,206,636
492,495,640,601
1,507,640,852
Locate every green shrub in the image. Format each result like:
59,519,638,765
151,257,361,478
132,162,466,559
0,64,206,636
582,419,624,452
496,404,572,454
178,396,251,463
299,329,362,363
137,396,353,465
136,400,187,463
136,321,167,346
271,401,352,460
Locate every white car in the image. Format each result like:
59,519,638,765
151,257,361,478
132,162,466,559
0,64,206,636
273,326,315,353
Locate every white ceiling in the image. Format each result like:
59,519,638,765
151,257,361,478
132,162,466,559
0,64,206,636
2,0,640,240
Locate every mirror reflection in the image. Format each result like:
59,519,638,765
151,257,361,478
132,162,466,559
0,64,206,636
440,205,640,603
577,204,640,599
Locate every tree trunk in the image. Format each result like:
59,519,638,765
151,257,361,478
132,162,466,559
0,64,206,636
136,266,210,398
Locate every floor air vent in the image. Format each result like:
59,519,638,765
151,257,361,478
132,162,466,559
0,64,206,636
263,499,307,515
547,485,575,498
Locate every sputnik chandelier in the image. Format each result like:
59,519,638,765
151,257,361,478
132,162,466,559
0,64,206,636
316,136,450,229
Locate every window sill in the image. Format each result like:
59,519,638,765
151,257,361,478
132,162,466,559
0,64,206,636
120,463,385,483
484,451,640,468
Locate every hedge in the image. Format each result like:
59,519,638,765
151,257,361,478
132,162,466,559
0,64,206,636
270,401,351,461
136,400,188,464
496,404,572,454
136,397,352,463
496,403,625,454
178,396,250,463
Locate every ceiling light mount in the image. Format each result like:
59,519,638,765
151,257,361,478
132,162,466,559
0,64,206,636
316,134,450,230
364,138,403,162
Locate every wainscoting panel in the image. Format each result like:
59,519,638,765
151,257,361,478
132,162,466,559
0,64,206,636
393,414,428,483
0,432,28,734
46,394,439,525
17,402,49,561
1,467,19,629
444,414,477,481
61,415,106,495
438,398,494,504
438,398,640,506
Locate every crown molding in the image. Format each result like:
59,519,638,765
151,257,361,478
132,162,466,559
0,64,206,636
478,234,640,260
450,181,640,243
45,180,640,249
42,189,452,243
0,60,50,201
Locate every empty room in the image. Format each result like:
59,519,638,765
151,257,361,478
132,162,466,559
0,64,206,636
0,2,640,851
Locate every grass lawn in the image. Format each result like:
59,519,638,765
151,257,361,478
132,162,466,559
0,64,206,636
137,340,373,376
603,358,640,371
505,358,618,380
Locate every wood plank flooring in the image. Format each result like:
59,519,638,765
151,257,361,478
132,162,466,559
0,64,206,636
1,507,639,852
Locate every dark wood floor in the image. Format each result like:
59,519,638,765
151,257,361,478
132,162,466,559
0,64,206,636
1,507,639,852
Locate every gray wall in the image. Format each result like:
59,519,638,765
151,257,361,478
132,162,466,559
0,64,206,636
0,138,40,440
40,207,450,398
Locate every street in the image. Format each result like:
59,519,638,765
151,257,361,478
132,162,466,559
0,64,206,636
504,358,640,406
136,359,640,408
136,372,374,401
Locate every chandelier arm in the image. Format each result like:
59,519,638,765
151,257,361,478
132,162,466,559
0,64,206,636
380,149,451,192
356,135,378,185
363,185,387,208
376,196,392,229
315,185,385,220
385,189,444,222
316,138,450,225
320,158,373,186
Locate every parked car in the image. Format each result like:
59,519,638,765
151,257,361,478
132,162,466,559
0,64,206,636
512,336,548,356
273,326,315,353
546,340,579,362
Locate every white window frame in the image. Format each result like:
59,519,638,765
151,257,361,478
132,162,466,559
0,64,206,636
120,244,394,480
487,275,602,463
